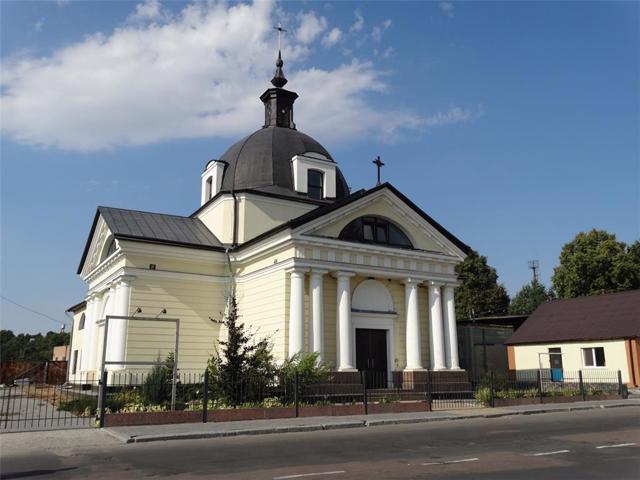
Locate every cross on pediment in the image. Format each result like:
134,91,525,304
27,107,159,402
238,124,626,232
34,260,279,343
373,156,385,186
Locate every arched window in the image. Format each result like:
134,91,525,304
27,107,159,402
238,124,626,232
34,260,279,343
206,177,213,200
78,313,86,330
102,237,117,261
307,170,324,200
339,216,413,248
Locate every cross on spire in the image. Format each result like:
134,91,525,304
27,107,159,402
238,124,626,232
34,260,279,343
274,23,286,51
271,24,288,88
373,155,385,186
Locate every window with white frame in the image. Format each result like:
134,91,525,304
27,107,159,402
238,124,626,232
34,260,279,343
582,347,606,367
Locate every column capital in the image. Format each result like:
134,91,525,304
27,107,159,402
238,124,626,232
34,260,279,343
310,268,329,276
285,267,308,276
403,277,421,286
333,270,356,279
115,275,136,288
427,280,444,288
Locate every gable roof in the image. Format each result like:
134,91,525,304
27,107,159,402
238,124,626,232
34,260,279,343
233,182,472,254
506,289,640,345
77,206,224,274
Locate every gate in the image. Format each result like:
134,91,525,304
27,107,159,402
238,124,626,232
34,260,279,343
1,372,99,432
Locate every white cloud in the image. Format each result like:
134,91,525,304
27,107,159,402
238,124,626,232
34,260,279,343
371,19,391,43
349,10,364,33
1,1,476,152
295,11,327,44
440,2,455,18
33,18,45,33
56,0,70,7
128,0,164,23
321,27,342,47
424,105,484,126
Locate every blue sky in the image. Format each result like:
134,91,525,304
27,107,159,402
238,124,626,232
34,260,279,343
1,1,638,333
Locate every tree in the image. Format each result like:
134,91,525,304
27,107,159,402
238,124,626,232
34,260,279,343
207,295,277,405
455,250,510,318
0,330,70,362
552,230,640,298
509,280,554,315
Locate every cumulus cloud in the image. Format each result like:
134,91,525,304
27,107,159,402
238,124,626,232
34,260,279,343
440,2,455,18
1,1,476,152
322,27,342,47
295,11,327,44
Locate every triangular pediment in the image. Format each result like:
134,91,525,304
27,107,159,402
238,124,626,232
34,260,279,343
293,185,469,259
78,213,114,277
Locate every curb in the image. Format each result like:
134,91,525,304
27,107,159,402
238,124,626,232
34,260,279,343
108,402,640,444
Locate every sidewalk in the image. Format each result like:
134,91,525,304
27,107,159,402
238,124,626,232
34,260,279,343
104,398,640,444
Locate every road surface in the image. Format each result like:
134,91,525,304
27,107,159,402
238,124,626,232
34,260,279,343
1,407,639,479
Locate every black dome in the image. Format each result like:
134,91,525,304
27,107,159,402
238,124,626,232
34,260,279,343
218,126,350,201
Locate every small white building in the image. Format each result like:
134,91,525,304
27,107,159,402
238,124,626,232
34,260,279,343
506,290,640,387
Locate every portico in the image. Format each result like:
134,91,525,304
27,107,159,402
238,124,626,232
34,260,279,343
286,266,461,374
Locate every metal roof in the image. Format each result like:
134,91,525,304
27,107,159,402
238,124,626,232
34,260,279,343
218,126,350,201
77,207,223,274
506,289,640,345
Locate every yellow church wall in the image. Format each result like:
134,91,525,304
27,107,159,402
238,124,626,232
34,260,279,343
235,247,296,276
237,194,317,243
125,277,226,374
125,255,226,276
236,269,288,361
196,195,235,244
310,197,448,253
512,340,630,384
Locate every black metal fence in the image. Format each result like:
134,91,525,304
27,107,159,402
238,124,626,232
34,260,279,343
1,368,626,431
0,372,99,432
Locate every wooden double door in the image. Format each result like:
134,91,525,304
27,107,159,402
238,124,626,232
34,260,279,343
356,328,388,388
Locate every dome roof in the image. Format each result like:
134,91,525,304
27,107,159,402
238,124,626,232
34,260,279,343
218,126,350,201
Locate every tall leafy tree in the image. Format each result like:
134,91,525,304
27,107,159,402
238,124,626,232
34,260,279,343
509,280,554,315
552,230,640,298
455,250,510,318
0,330,70,362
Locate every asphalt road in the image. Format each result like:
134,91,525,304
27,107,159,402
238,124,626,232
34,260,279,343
1,408,639,479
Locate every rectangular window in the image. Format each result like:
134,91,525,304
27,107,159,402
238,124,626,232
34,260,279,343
582,347,605,367
72,350,79,374
363,222,374,241
307,170,324,200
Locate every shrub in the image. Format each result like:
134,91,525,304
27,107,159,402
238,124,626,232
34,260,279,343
142,353,175,405
58,396,97,416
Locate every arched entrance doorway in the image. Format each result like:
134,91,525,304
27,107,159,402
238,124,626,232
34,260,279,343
351,280,396,388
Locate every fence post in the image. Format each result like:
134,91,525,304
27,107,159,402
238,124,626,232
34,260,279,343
489,371,495,408
362,371,368,415
536,369,543,404
202,372,208,423
426,370,432,411
617,370,624,397
98,370,108,428
579,370,586,401
294,371,299,418
3,384,12,429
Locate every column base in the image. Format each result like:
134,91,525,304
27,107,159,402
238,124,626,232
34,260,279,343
337,367,358,372
403,367,426,372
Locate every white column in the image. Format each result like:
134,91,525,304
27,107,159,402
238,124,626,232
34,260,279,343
88,294,104,372
443,285,461,370
428,282,446,371
336,271,356,371
107,276,133,370
288,269,306,358
404,279,423,370
309,269,326,363
80,295,96,372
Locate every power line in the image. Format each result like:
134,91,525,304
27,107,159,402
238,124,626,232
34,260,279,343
0,295,69,327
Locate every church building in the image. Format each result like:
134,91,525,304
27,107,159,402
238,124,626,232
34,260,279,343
66,51,471,385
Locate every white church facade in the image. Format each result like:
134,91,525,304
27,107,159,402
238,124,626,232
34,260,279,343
66,52,471,384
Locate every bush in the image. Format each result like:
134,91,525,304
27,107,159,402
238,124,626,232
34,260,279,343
58,396,97,416
142,353,174,405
